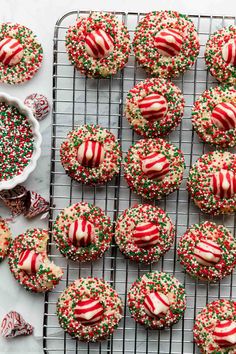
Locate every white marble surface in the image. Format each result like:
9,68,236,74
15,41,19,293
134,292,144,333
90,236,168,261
0,0,236,353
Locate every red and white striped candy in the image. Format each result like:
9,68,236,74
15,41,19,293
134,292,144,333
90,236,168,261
144,291,170,318
77,140,104,168
0,37,23,66
138,93,168,122
141,152,170,180
213,320,236,348
222,39,236,66
133,221,160,249
68,217,94,247
211,102,236,131
211,169,236,199
85,29,114,59
18,250,42,274
155,28,183,57
74,298,104,325
193,239,222,266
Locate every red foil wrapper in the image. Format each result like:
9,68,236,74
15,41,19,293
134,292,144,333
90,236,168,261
24,93,50,121
24,191,50,219
0,311,34,338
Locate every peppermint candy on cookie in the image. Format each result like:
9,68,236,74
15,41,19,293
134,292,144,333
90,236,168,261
143,292,170,318
74,298,104,325
125,78,185,138
155,28,183,57
60,124,121,185
0,37,23,66
178,221,236,282
66,12,131,78
193,239,222,266
192,85,236,148
53,202,113,263
222,38,236,66
77,141,104,168
141,152,170,180
68,217,95,247
57,277,123,341
138,93,168,122
133,221,160,249
133,11,199,78
85,29,114,59
205,25,236,84
211,169,236,199
194,299,236,353
18,250,42,274
115,204,174,264
213,320,236,348
211,102,236,131
8,229,63,293
187,151,236,214
124,138,185,200
0,23,43,85
128,271,186,329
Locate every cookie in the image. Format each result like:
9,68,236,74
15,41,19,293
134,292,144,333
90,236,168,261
65,11,131,78
193,299,236,353
0,218,11,262
8,228,63,293
0,23,43,84
177,221,236,282
187,151,236,215
133,10,199,78
60,124,122,185
124,138,185,200
57,277,123,342
115,204,175,264
53,202,113,262
192,85,236,148
125,77,185,138
205,25,236,85
128,271,186,329
0,101,34,182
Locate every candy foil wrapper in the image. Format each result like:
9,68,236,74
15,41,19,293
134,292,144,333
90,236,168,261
0,311,34,338
24,191,50,219
0,185,31,216
24,93,50,121
0,186,49,219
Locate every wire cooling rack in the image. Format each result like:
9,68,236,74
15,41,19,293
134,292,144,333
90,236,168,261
43,11,236,354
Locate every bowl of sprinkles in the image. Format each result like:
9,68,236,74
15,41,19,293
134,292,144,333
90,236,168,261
0,92,42,190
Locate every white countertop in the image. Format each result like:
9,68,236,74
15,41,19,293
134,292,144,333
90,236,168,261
0,0,236,353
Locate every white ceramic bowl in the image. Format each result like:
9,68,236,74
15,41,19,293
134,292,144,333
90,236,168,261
0,92,42,191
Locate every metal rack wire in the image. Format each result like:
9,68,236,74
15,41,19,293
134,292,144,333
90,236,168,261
43,11,236,354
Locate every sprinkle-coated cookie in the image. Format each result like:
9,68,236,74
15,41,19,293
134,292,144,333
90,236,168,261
177,221,236,282
187,151,236,215
128,271,186,329
124,138,185,200
0,218,11,262
205,25,236,85
133,10,200,78
192,85,236,148
60,124,122,185
65,12,131,78
53,202,113,262
115,204,175,264
8,228,63,293
0,23,43,85
193,299,236,353
125,77,185,138
0,101,34,182
57,277,123,341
